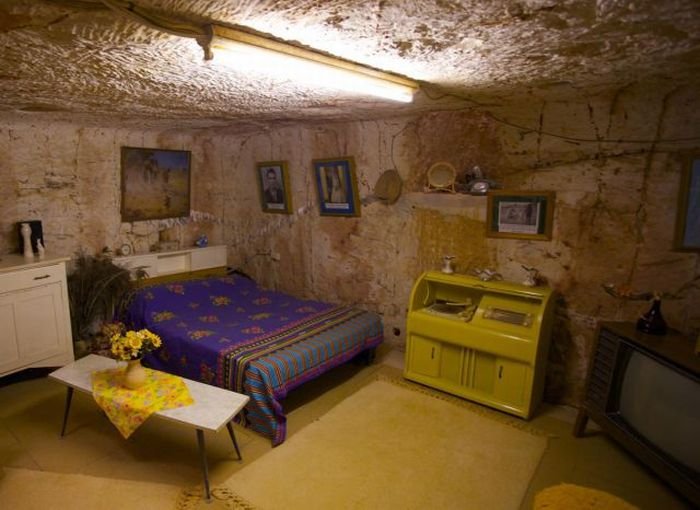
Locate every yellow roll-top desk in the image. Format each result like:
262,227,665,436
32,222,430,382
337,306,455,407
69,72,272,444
404,271,555,419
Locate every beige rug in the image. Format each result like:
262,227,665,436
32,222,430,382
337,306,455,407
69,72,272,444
0,467,181,510
179,377,548,510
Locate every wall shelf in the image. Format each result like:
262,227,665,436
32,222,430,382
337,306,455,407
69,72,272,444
113,245,227,280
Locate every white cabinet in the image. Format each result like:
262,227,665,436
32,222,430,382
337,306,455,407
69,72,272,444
113,245,227,280
0,256,74,376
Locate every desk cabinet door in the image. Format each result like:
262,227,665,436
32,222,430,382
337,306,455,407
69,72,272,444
493,358,528,407
407,335,442,378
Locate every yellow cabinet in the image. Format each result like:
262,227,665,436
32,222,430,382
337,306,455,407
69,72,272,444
404,271,554,419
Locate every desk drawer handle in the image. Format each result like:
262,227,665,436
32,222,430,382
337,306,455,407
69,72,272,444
33,274,51,280
498,366,503,379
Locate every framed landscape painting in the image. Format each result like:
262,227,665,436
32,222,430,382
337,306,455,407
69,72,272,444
486,190,555,241
121,147,191,222
312,157,361,217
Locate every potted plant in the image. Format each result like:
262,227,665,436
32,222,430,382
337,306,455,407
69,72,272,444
66,250,133,357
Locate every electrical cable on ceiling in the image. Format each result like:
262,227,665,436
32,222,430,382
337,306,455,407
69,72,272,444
420,86,700,144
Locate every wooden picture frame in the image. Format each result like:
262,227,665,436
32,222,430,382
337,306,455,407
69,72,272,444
121,147,191,222
674,154,700,251
486,190,555,241
312,157,361,217
256,161,292,214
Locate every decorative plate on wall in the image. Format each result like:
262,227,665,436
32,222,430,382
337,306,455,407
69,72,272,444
426,162,456,193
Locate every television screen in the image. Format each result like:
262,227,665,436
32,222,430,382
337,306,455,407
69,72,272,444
618,349,700,473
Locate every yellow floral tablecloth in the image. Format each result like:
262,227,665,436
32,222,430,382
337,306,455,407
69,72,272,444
91,365,194,438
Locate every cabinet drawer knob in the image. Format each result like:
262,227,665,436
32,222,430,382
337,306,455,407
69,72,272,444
33,274,51,280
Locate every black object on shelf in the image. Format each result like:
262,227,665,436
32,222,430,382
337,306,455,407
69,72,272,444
636,297,667,335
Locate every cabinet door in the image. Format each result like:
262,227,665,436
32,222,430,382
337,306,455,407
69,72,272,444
407,335,441,378
493,358,528,407
0,282,68,374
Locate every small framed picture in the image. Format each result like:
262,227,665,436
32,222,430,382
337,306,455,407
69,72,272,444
486,190,555,241
256,161,292,214
312,157,361,217
674,154,700,251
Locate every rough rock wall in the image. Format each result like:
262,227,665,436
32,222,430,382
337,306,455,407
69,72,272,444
486,82,700,401
0,122,225,257
200,85,699,404
1,82,698,404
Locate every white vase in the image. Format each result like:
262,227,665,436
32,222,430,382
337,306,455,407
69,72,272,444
123,359,147,389
21,223,33,259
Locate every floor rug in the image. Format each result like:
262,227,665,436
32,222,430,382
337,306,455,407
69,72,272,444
180,377,548,510
0,467,180,510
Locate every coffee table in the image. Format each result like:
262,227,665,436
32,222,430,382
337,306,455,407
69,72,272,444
49,354,250,501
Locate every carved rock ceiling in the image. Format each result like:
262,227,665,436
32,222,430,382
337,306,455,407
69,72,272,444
1,0,699,129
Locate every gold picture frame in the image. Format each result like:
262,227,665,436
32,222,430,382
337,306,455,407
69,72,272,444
673,154,700,251
486,190,555,241
256,161,292,214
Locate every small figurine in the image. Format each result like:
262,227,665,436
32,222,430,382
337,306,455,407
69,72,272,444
470,268,502,282
522,265,540,287
195,234,208,248
37,239,45,259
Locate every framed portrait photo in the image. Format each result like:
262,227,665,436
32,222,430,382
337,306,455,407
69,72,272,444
256,161,292,214
486,190,555,241
674,154,700,251
313,157,361,217
121,147,191,222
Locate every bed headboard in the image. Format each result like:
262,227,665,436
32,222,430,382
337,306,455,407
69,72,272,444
113,245,228,284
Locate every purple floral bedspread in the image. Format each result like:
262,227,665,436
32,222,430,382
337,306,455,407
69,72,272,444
122,275,383,445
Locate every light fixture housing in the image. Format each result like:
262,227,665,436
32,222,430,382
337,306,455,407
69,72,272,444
203,25,419,103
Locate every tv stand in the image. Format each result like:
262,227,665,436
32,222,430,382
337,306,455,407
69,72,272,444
574,321,700,506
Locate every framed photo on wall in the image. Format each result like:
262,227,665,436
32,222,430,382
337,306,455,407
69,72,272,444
121,147,191,222
674,154,700,251
256,161,292,214
312,157,361,217
486,190,555,241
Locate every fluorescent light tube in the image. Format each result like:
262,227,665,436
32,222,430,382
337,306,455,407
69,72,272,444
207,25,418,103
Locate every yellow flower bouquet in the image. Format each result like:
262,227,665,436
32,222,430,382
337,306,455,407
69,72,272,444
104,322,162,361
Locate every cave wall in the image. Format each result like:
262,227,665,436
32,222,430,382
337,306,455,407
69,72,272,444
1,80,698,404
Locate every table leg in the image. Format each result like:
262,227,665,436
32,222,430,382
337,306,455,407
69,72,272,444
60,387,74,437
226,421,242,460
196,429,211,502
573,408,589,437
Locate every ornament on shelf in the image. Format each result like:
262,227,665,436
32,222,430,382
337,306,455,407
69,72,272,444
521,265,544,287
469,267,502,282
20,223,33,259
441,255,455,274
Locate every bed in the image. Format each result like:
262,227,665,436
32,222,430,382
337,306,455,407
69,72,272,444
121,273,383,446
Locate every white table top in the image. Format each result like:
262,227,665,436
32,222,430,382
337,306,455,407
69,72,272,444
49,354,249,432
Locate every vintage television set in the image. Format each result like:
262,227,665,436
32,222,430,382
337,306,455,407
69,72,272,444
574,322,700,506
